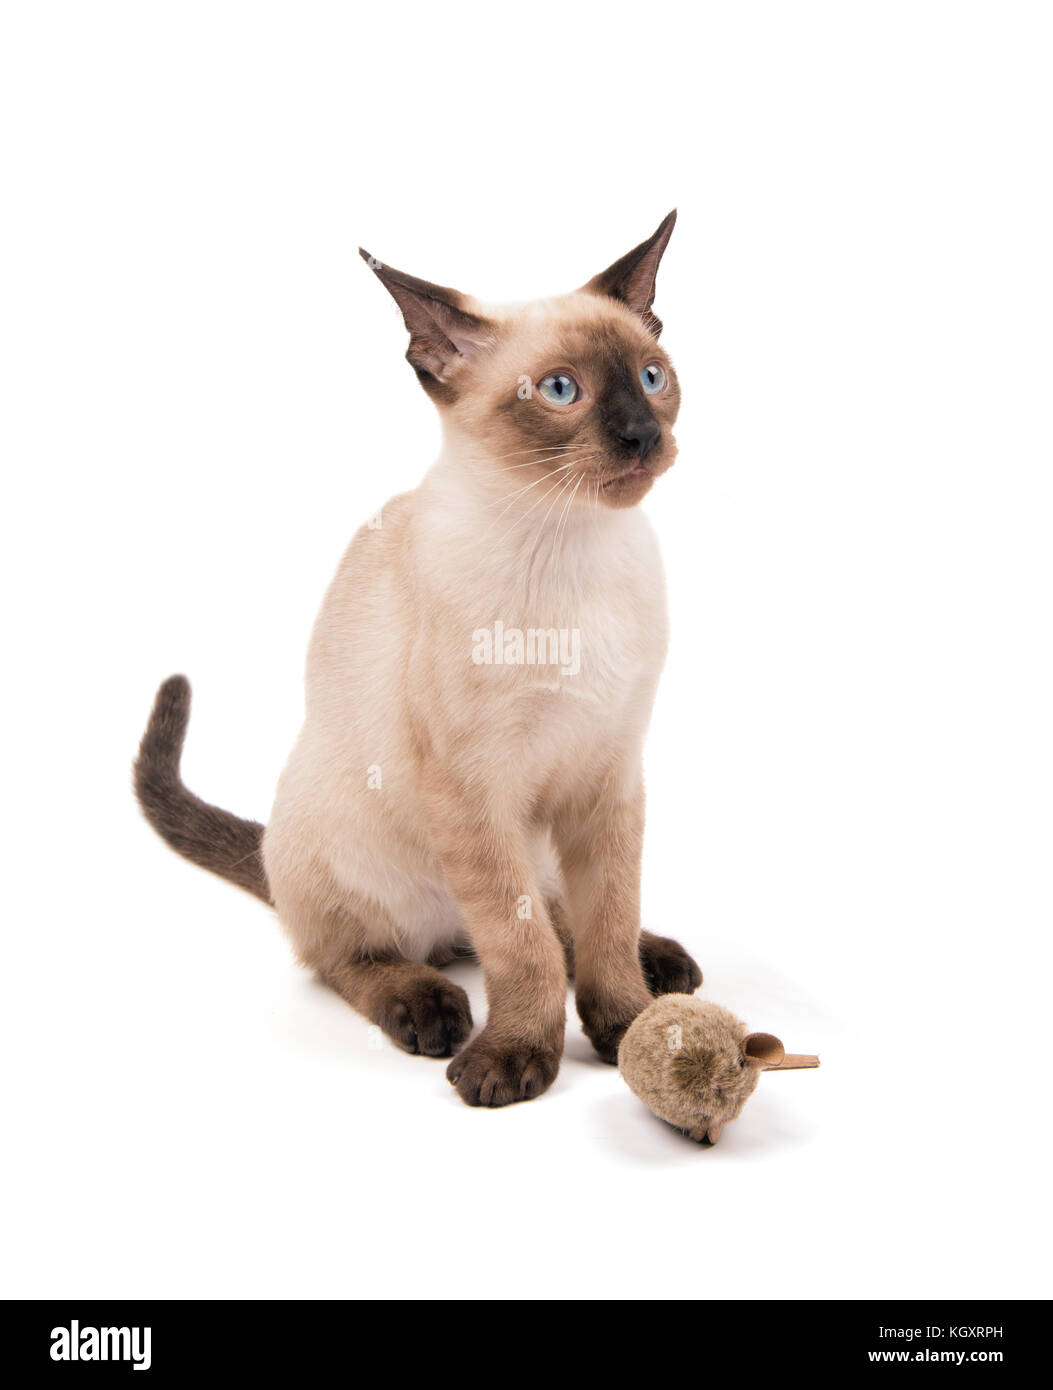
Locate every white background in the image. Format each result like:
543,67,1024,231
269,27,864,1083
2,1,1050,1301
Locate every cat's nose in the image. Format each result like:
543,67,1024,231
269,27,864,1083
618,418,661,458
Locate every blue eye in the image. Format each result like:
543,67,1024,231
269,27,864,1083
641,363,666,395
538,372,579,406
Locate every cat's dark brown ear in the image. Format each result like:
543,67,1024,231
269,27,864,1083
359,249,495,394
583,210,677,338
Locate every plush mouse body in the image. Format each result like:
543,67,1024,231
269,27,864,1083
618,995,818,1143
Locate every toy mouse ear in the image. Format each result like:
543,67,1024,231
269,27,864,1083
741,1033,785,1068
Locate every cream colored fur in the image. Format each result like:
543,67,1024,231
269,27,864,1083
263,445,668,964
259,219,685,1103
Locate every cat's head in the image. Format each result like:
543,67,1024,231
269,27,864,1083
360,213,679,510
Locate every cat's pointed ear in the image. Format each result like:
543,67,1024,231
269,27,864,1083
359,249,495,392
583,210,677,338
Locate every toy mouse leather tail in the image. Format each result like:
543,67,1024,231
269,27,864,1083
133,675,272,904
764,1054,820,1070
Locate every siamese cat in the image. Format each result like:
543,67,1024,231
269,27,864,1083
135,211,702,1107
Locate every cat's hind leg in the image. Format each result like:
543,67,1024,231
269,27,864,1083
321,954,473,1057
270,873,473,1057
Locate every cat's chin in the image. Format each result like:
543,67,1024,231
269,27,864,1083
599,462,658,508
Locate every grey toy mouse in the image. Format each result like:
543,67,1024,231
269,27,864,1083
618,995,819,1144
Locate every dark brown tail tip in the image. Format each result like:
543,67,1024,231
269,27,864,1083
157,673,191,717
139,675,191,766
160,673,191,703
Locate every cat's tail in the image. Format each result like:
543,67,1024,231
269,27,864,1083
133,675,272,904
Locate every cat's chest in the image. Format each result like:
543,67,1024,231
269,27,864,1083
417,501,669,748
481,555,668,727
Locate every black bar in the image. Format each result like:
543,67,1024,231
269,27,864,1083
1,1300,1039,1380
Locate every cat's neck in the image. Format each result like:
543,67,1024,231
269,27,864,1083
417,444,647,589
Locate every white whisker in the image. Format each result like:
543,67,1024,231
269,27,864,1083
527,469,580,559
483,457,582,517
554,474,585,564
477,445,578,460
461,449,583,478
490,456,598,554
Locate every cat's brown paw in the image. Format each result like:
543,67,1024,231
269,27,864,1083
576,986,652,1065
445,1032,560,1107
639,931,703,997
376,978,473,1057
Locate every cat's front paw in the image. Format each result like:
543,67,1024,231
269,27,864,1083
576,985,652,1065
639,931,703,997
445,1032,561,1107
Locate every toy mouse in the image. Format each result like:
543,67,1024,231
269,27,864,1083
618,995,819,1144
